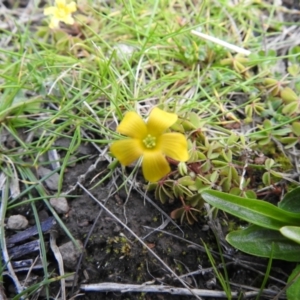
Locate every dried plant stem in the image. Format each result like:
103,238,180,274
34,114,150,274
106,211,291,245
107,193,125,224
80,282,278,298
0,176,24,298
191,30,251,56
50,232,66,300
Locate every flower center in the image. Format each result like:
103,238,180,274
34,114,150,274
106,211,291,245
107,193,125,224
143,134,156,149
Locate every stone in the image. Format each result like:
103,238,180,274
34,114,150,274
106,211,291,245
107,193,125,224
50,197,69,214
58,240,83,269
7,215,28,230
37,167,60,191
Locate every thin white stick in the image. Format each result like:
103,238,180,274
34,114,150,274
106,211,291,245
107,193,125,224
80,282,277,298
191,30,251,56
50,233,66,300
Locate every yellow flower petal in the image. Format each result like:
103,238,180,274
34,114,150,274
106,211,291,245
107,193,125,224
67,2,77,12
147,107,178,135
62,15,75,25
142,151,170,182
49,18,60,29
110,139,143,166
44,7,56,15
117,112,147,139
159,133,189,161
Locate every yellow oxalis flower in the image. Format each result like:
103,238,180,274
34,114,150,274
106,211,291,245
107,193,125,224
44,0,77,29
110,107,189,182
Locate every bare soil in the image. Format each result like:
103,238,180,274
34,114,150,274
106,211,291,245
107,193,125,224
4,154,296,299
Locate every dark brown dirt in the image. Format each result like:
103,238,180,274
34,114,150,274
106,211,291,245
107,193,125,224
3,154,295,300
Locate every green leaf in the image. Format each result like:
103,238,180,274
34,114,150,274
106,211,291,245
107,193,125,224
292,122,300,136
288,46,300,64
222,149,232,163
227,133,239,145
108,159,119,170
181,120,196,131
229,187,241,196
244,190,257,199
210,170,219,183
287,265,300,300
258,138,271,146
201,190,300,230
220,177,231,192
263,119,272,129
158,186,168,204
282,102,298,115
189,112,203,128
200,160,211,173
227,225,300,262
264,158,275,170
279,187,300,213
280,137,298,148
288,64,300,77
178,176,194,186
280,226,300,244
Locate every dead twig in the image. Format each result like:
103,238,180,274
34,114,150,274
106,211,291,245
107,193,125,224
80,282,282,298
0,175,24,298
50,232,66,300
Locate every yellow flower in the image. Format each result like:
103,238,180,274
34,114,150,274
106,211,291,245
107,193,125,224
44,0,77,29
110,107,189,182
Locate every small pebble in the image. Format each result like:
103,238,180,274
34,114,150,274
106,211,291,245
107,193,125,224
201,225,210,231
50,197,69,214
59,240,83,268
37,167,60,190
7,215,28,230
